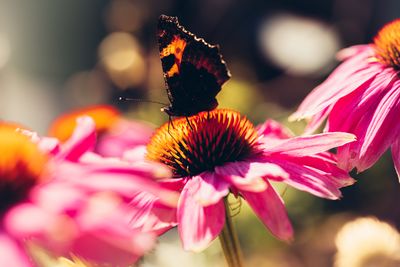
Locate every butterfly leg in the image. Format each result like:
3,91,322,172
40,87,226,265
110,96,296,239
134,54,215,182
167,115,176,133
185,116,194,131
166,116,182,144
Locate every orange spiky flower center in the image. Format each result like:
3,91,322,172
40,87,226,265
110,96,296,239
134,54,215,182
146,109,260,177
0,124,48,213
49,105,120,142
374,19,400,70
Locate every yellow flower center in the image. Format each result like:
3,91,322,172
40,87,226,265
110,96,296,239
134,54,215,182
0,124,47,213
49,105,120,142
146,109,260,177
374,19,400,70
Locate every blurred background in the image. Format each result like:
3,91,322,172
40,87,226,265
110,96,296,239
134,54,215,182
0,0,399,266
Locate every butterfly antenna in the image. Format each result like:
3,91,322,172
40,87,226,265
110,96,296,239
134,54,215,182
118,97,168,106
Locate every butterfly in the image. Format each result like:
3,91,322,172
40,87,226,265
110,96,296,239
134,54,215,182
157,15,231,117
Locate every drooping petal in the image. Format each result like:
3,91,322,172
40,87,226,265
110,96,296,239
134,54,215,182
263,132,356,157
263,156,344,199
241,180,293,241
357,80,400,171
29,182,87,214
290,46,380,119
58,163,179,207
185,172,230,206
129,191,177,235
336,79,400,172
327,68,398,133
96,119,153,157
215,161,273,192
178,182,225,252
0,232,33,267
335,110,372,171
73,194,156,266
56,116,96,161
128,178,183,234
3,203,62,239
72,230,152,266
79,151,172,180
285,153,355,188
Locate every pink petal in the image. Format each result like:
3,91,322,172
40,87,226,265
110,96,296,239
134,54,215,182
37,137,60,155
129,191,177,235
392,139,400,182
303,105,332,134
290,46,381,120
336,45,373,60
72,231,153,265
178,183,225,252
264,156,344,199
128,178,184,234
74,192,157,263
30,182,87,214
256,119,293,139
335,111,372,171
264,132,356,156
129,178,187,235
122,146,147,162
20,130,60,155
284,153,355,188
74,197,156,266
3,203,58,239
0,231,32,267
327,68,398,133
357,80,400,171
241,180,293,241
57,116,96,161
62,164,179,207
185,172,229,206
96,119,153,157
79,151,172,180
215,161,272,192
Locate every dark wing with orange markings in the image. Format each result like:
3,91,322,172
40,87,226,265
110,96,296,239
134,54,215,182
157,15,231,117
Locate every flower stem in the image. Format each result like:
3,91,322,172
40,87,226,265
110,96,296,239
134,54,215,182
219,197,244,267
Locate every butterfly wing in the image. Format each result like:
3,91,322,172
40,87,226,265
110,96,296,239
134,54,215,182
157,15,230,116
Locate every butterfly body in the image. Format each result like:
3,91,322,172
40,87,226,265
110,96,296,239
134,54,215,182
157,15,231,117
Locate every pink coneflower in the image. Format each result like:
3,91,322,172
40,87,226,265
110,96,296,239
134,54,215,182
140,109,356,252
49,105,154,157
0,117,176,266
290,19,400,176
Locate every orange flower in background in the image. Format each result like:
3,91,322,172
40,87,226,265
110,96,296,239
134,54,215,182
49,105,120,142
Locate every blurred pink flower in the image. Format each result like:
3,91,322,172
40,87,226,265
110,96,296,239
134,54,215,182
48,105,154,157
96,118,153,157
290,19,400,176
137,109,356,251
0,117,176,266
